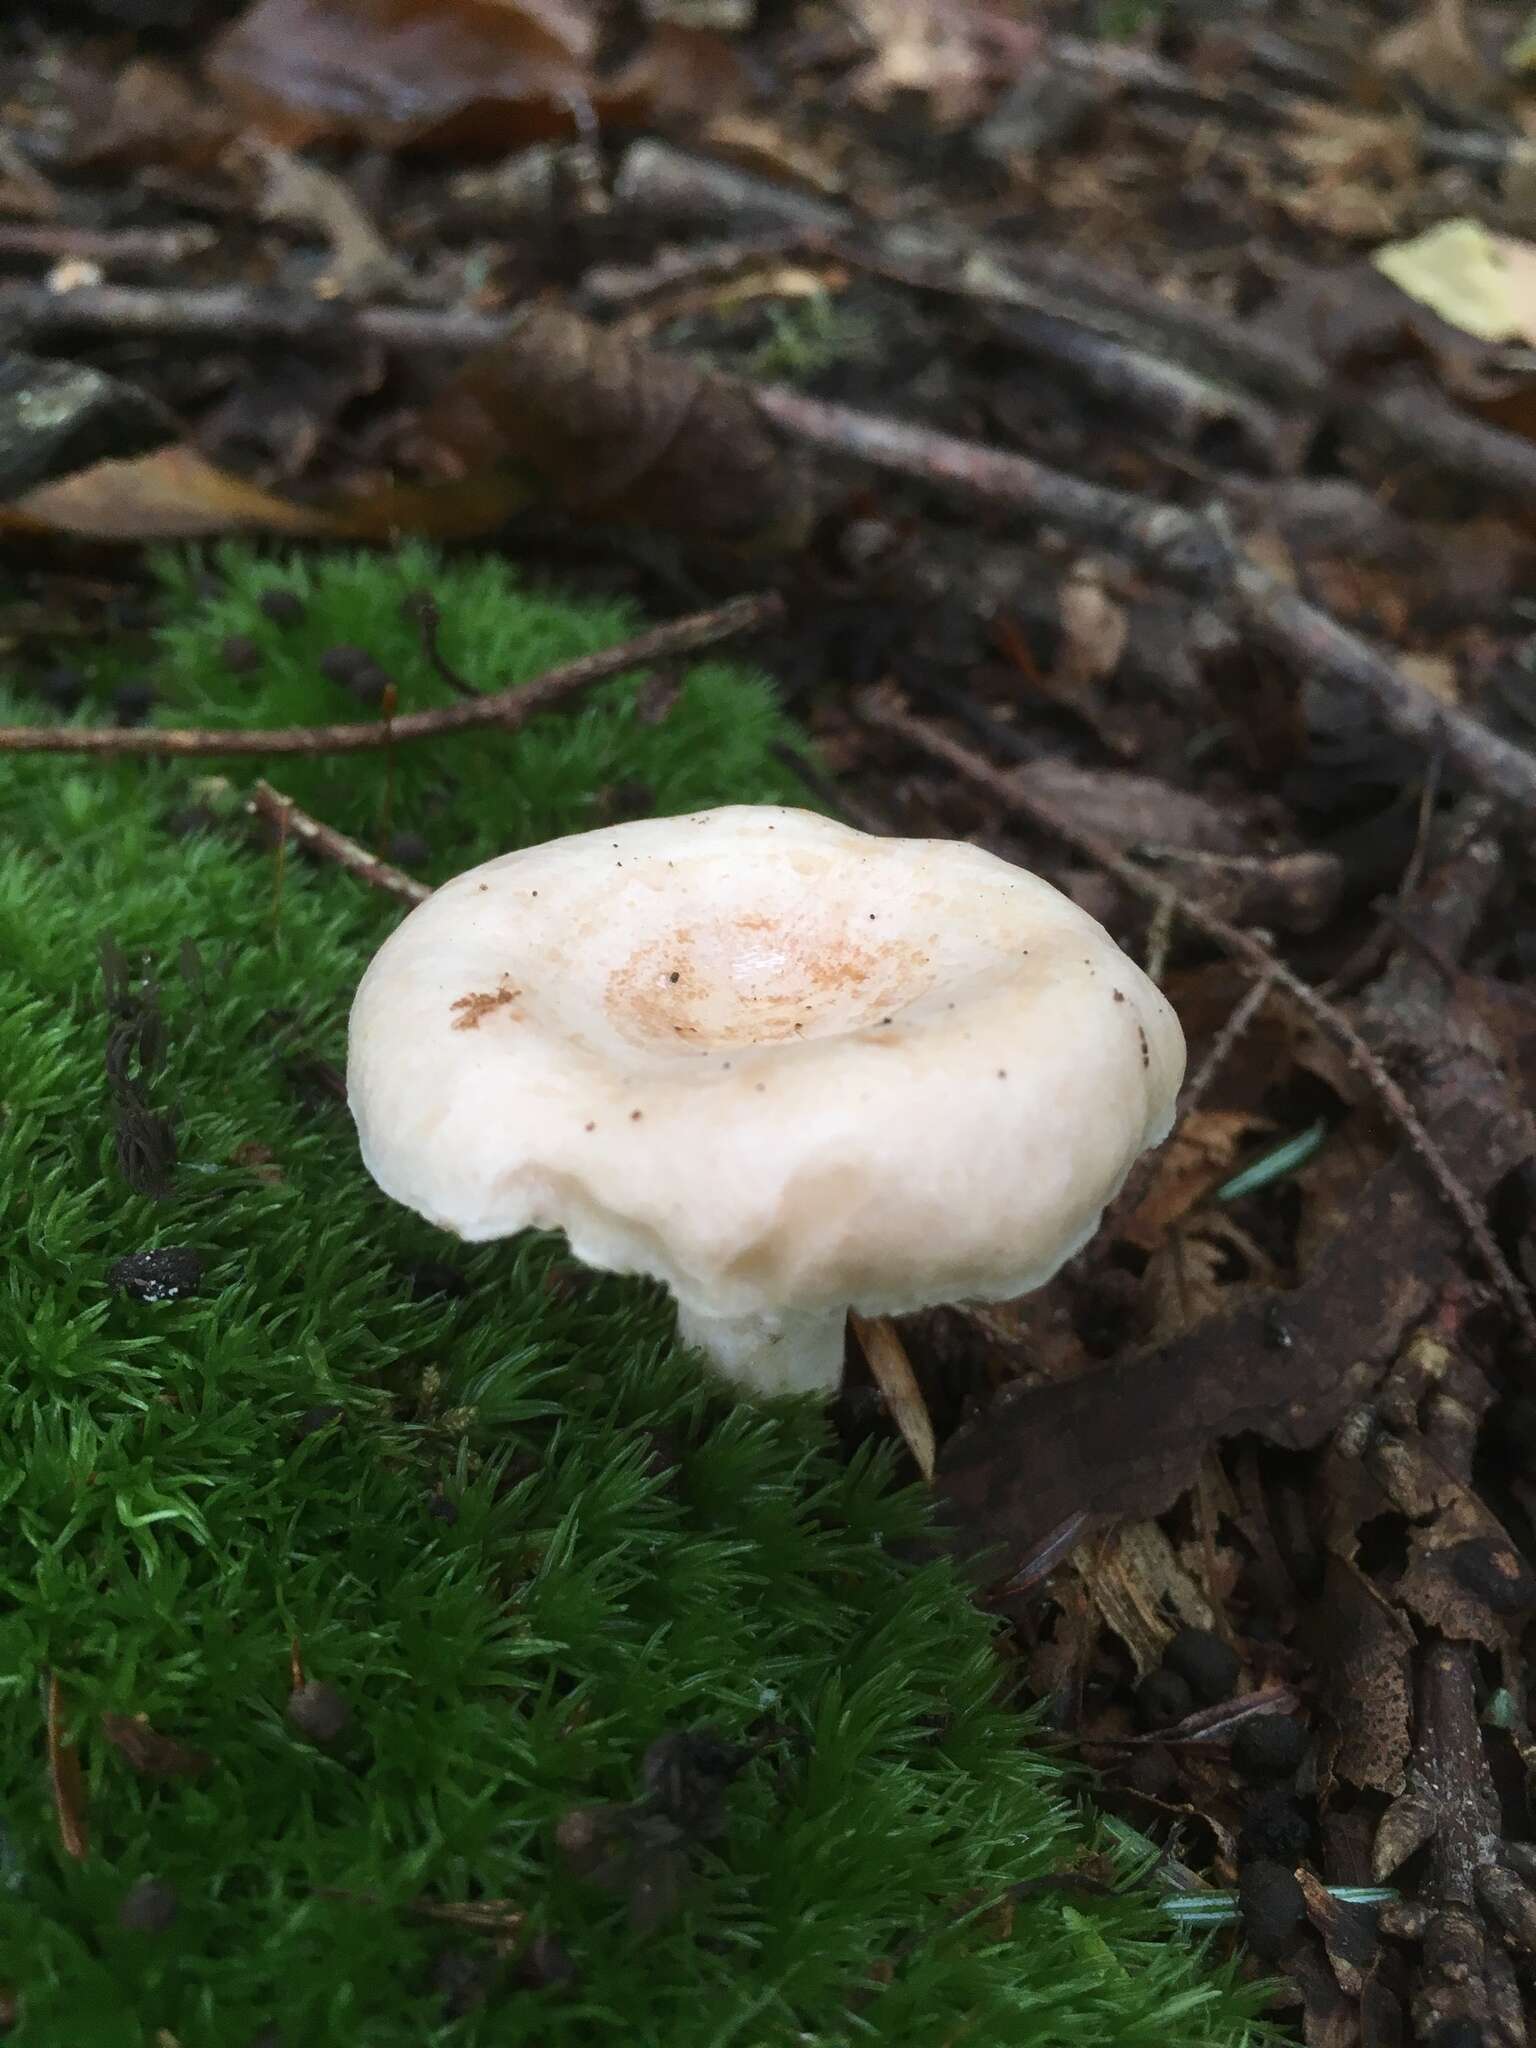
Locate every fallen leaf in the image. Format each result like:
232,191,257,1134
418,304,813,552
1140,1213,1269,1343
1120,1111,1276,1252
1373,218,1536,347
1299,1870,1381,2000
5,446,338,540
1009,763,1257,858
1505,7,1536,72
1317,1558,1414,1797
0,437,538,542
195,345,387,485
206,0,599,154
935,1040,1533,1579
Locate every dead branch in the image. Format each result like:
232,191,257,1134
1179,975,1276,1120
762,386,1536,817
248,783,430,907
0,594,780,757
856,685,1536,1355
0,223,216,266
980,299,1293,469
0,281,516,353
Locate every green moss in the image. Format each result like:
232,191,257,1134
0,548,1267,2047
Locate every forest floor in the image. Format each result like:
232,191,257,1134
6,0,1536,2039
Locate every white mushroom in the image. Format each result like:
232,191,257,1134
347,805,1184,1397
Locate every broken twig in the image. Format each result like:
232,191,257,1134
0,281,516,353
0,594,781,757
248,783,430,908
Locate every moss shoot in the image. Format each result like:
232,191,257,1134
0,547,1267,2047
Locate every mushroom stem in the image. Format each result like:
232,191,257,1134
675,1301,847,1397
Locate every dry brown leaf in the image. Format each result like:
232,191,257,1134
207,0,599,154
1317,1559,1413,1797
1120,1110,1275,1252
1141,1214,1273,1344
1292,1113,1394,1266
0,441,545,542
4,447,339,541
1299,1870,1381,2000
418,304,813,552
938,1046,1534,1580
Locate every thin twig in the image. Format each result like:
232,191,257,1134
759,386,1536,818
0,281,517,352
857,686,1536,1357
249,782,430,908
1180,974,1277,1123
0,222,216,266
0,594,781,757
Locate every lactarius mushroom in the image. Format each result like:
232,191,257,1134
347,806,1184,1396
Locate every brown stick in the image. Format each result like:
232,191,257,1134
0,281,517,353
0,593,780,757
249,782,430,907
0,223,216,266
857,685,1536,1355
760,385,1536,818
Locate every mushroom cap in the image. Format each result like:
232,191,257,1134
347,805,1184,1322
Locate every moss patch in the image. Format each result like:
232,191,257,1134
0,548,1265,2047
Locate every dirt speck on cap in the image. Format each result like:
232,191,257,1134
450,982,521,1031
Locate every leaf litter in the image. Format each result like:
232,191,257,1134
8,0,1536,2034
